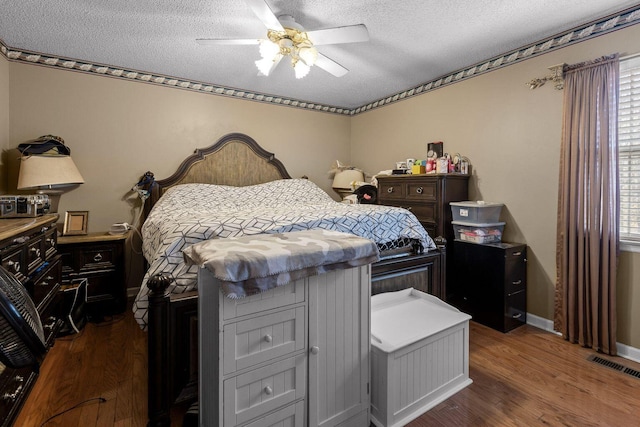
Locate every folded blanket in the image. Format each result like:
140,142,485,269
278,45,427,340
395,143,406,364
183,229,380,298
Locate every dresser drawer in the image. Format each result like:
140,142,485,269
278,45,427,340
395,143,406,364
378,181,405,200
408,203,437,223
505,288,527,331
222,279,306,320
406,180,438,201
1,248,24,282
26,237,45,275
43,227,57,259
224,307,306,375
32,258,61,312
504,247,526,293
224,354,306,426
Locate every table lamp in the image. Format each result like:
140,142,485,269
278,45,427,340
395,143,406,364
332,169,364,199
17,155,85,213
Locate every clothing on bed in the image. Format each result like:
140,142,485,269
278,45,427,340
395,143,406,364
133,178,435,329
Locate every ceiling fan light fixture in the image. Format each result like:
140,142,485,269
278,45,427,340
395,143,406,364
298,46,318,66
255,55,280,76
294,60,310,79
258,39,280,59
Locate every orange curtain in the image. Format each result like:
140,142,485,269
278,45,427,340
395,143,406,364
555,54,619,355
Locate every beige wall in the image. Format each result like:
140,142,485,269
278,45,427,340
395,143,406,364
351,24,640,349
0,54,9,191
1,23,638,349
5,63,350,293
6,63,350,230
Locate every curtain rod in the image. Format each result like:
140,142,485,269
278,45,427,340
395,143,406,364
621,52,640,60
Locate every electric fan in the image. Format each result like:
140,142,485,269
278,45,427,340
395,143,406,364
0,265,46,369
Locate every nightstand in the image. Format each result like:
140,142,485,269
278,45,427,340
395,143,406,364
57,231,129,321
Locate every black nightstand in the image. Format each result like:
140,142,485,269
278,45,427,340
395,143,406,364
450,240,527,332
57,231,129,321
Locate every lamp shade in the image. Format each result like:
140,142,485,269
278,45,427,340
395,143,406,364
332,169,364,199
17,155,85,190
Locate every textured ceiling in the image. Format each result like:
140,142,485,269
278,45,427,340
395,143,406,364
2,0,640,110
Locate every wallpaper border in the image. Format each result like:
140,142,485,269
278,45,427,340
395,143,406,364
2,4,640,116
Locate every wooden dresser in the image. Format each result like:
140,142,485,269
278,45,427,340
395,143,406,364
376,174,469,299
376,174,469,242
0,214,62,426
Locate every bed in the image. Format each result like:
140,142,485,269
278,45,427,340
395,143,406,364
137,132,447,426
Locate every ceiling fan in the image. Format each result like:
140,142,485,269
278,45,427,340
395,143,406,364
196,0,369,79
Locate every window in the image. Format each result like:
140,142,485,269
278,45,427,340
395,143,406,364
618,55,640,250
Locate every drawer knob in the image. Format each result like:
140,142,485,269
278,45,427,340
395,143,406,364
263,334,272,343
512,313,522,319
47,238,56,246
310,346,320,355
3,384,23,402
93,253,103,262
512,280,522,285
387,187,394,193
263,386,273,395
38,275,55,286
512,251,522,256
6,261,20,273
416,186,423,194
30,247,41,257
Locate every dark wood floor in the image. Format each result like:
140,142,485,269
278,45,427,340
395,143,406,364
15,309,640,426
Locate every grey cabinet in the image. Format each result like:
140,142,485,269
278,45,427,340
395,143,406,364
199,266,371,427
450,241,527,332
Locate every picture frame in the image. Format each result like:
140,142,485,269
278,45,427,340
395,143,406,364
63,211,89,236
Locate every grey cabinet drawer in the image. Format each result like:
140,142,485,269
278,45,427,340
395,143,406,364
224,354,306,426
222,279,305,320
224,306,306,374
241,401,304,427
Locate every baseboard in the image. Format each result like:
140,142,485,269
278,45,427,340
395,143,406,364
526,313,561,335
527,312,640,364
617,342,640,364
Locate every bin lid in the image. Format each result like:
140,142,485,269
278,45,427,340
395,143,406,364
452,220,506,227
371,288,471,353
450,201,504,208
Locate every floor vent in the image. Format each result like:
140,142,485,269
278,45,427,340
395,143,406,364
587,354,640,379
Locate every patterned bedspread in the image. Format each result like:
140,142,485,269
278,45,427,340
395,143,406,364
133,179,434,329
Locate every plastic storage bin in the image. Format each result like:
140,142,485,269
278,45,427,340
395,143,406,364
370,288,472,427
452,220,505,244
450,201,503,223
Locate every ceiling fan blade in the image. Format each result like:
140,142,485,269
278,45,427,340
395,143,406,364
196,38,260,45
245,0,284,31
314,53,348,77
307,24,369,46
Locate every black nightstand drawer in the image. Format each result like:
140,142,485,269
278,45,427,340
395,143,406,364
78,245,117,271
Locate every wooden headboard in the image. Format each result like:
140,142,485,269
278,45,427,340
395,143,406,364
141,133,292,218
